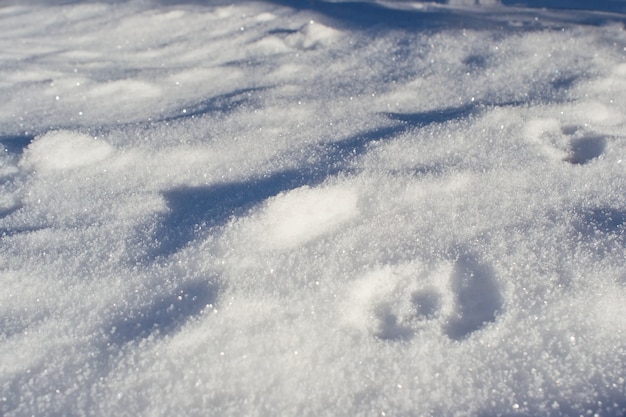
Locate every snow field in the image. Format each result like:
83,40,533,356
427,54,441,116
0,1,625,416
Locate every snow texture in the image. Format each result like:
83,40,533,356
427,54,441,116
0,0,625,416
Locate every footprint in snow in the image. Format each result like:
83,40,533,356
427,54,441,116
526,119,607,165
443,255,503,340
563,131,607,165
343,256,502,342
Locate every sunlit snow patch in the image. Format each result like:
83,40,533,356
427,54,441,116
20,130,113,173
252,184,359,250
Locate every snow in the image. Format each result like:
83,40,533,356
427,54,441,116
20,130,114,172
0,0,625,416
251,184,359,250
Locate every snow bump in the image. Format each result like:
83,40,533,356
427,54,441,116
257,184,359,250
20,130,113,173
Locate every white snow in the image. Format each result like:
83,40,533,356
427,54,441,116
252,184,359,250
20,130,114,172
0,0,625,416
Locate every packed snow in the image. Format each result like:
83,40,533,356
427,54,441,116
0,0,625,416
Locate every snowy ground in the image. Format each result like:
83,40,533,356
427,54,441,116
1,0,625,416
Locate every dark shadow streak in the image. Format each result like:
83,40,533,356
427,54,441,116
16,0,626,30
83,87,269,136
325,125,403,163
265,0,494,30
162,87,268,123
382,101,534,130
0,134,35,155
0,226,46,239
551,75,578,91
150,102,484,259
150,123,402,259
501,0,626,14
383,104,477,128
153,169,314,259
258,0,626,30
107,280,218,346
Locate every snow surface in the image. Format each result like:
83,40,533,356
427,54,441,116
0,0,625,416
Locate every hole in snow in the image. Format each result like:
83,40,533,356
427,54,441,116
444,255,502,341
565,136,607,165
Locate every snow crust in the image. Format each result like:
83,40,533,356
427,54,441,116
0,1,625,416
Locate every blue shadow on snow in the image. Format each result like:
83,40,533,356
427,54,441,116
150,123,404,259
0,134,34,155
107,280,218,346
261,0,626,30
162,87,268,123
383,104,477,128
444,254,503,341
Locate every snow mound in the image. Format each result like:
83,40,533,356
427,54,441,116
252,184,359,250
20,130,113,173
